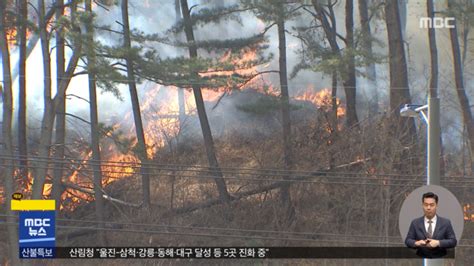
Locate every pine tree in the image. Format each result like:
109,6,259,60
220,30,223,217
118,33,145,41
241,0,300,221
125,0,269,203
85,0,106,245
293,0,379,127
121,0,150,207
179,0,231,203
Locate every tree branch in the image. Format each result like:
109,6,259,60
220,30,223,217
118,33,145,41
66,94,90,104
62,180,141,207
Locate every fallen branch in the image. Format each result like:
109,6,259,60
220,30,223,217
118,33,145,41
334,157,371,169
164,171,328,217
164,159,368,217
62,180,141,208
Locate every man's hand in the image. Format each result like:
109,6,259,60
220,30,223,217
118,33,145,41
415,240,427,247
426,239,440,248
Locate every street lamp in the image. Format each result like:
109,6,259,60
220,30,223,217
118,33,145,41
400,98,441,266
400,99,440,186
400,104,428,124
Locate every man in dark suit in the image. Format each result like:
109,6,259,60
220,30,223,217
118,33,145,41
405,192,457,258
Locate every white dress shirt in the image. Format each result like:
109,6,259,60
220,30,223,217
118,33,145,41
424,215,437,237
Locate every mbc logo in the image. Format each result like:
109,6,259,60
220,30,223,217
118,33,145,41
24,218,51,227
419,17,455,28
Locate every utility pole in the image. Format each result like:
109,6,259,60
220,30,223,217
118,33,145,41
426,0,441,264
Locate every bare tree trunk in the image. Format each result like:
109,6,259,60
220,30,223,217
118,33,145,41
85,0,106,244
121,0,150,207
180,0,231,203
172,0,182,209
174,0,186,133
448,0,474,173
343,0,359,127
32,0,54,199
384,0,416,136
52,0,66,210
0,2,20,263
427,0,438,97
276,15,293,209
329,70,338,169
358,0,378,114
17,0,28,181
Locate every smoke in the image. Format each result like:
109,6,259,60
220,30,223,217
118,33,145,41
1,0,470,152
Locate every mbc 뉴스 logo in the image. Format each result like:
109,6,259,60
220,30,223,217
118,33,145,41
19,211,55,247
13,199,56,258
24,218,51,236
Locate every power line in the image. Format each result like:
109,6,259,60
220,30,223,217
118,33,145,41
2,163,473,188
1,154,473,180
0,168,426,188
0,160,431,181
1,160,474,189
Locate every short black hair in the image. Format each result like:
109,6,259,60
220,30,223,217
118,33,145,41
422,192,438,204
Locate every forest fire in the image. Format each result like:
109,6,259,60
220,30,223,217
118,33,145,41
200,49,260,79
295,88,345,117
0,186,4,204
2,77,347,213
6,28,17,46
5,27,32,47
2,1,474,263
463,204,474,222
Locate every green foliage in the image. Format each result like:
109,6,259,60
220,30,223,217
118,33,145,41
236,95,282,115
290,9,384,80
99,123,135,154
129,29,169,44
127,2,272,91
241,0,301,22
170,34,267,53
168,4,243,34
94,57,126,101
136,50,269,89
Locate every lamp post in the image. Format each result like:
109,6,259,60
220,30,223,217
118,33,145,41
400,98,442,266
400,99,440,185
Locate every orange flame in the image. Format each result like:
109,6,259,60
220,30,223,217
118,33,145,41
0,39,266,211
294,88,345,117
464,204,474,221
5,27,32,47
6,28,17,46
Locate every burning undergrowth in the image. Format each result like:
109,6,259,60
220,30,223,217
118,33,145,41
37,84,346,211
58,95,437,249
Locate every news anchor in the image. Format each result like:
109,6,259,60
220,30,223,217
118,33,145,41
405,192,457,258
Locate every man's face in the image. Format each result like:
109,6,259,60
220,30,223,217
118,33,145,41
423,197,437,219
